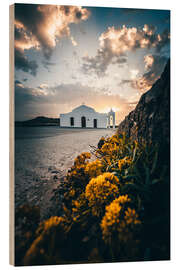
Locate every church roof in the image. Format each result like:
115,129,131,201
72,105,96,113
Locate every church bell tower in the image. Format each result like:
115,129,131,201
107,109,115,128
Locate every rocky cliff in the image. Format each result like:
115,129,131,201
118,59,170,146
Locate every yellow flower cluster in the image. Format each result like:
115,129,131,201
108,134,120,144
24,216,68,264
113,194,131,204
85,172,120,217
101,195,141,244
68,188,76,198
85,159,104,177
124,208,141,225
39,216,63,231
100,142,118,156
36,216,67,236
66,152,91,188
74,152,91,167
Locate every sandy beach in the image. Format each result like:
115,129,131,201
15,127,115,218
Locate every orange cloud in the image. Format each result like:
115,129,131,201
14,4,90,75
131,76,153,92
82,25,170,76
144,55,154,70
132,54,167,92
15,5,90,57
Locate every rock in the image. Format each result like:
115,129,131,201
118,59,170,146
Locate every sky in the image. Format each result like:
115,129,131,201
14,4,170,123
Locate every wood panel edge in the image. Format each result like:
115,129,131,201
9,3,15,266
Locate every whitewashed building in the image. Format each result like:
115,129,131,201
59,105,115,128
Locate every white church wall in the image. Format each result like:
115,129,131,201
60,111,108,128
59,105,115,129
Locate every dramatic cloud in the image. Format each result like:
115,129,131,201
15,47,38,76
132,54,168,92
112,57,127,65
117,55,168,92
42,60,57,71
15,80,48,103
118,79,132,87
15,81,136,122
14,4,90,74
82,25,170,76
15,4,90,56
144,54,154,69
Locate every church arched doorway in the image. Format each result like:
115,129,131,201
93,119,97,128
81,116,86,128
70,117,74,126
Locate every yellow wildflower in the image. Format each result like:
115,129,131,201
85,159,104,177
74,152,91,167
101,195,141,244
23,216,70,265
124,208,141,225
109,134,119,144
69,188,76,197
85,172,120,217
36,216,68,236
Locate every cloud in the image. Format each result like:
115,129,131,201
71,75,77,80
82,49,116,76
15,47,38,76
15,21,39,50
42,60,56,71
155,29,170,52
117,55,168,92
15,4,90,57
118,79,132,86
14,4,90,74
38,83,49,89
15,80,48,101
130,69,139,79
144,54,154,69
132,54,168,92
15,81,136,122
112,57,127,65
82,25,170,76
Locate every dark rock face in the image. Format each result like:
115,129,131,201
118,59,170,145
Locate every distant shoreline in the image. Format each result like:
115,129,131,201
15,116,59,127
15,116,119,128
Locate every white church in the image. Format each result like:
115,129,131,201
59,104,115,129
